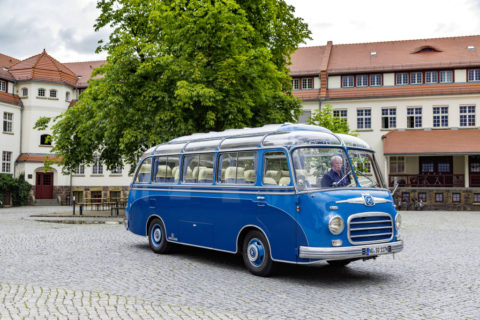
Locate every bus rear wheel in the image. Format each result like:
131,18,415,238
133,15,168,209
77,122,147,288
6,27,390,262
242,230,274,276
148,218,171,254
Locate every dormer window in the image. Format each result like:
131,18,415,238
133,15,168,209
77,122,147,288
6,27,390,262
0,80,6,92
412,45,441,54
291,77,314,90
49,89,57,98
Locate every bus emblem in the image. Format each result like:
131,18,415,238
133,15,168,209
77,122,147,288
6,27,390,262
362,194,375,206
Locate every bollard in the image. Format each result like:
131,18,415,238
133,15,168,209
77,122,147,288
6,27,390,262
80,205,83,216
73,199,76,216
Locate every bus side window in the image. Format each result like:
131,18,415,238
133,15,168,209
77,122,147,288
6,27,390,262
154,156,179,183
218,151,256,184
263,151,290,186
182,153,215,184
135,158,152,183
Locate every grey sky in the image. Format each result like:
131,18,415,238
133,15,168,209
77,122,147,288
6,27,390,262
1,0,480,62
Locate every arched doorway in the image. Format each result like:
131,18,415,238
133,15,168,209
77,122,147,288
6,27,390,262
35,172,54,199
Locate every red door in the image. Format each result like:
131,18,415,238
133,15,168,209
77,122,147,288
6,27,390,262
36,172,54,199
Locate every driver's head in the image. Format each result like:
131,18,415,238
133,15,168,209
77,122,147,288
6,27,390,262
330,156,343,174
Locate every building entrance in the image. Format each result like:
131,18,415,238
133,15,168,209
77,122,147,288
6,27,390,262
35,172,53,199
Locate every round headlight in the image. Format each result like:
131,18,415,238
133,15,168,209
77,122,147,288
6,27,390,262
328,216,345,235
395,213,402,230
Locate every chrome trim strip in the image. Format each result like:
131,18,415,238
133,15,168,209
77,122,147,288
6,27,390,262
299,240,403,260
347,212,394,245
131,187,295,196
336,196,392,204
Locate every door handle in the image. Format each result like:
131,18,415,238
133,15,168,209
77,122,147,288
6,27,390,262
257,196,265,200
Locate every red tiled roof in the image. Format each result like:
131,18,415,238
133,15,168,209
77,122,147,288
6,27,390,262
292,89,321,101
0,68,15,81
16,154,61,163
64,60,105,87
0,92,22,106
328,35,480,74
290,46,325,76
0,53,20,68
327,82,480,99
9,50,78,87
383,129,480,155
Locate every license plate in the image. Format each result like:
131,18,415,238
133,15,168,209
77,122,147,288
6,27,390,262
362,245,392,256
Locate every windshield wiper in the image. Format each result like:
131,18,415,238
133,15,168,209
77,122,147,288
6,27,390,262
332,169,352,187
355,170,377,187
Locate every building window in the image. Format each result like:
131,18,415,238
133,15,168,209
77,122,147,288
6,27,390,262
90,191,102,203
110,191,121,200
452,193,461,203
381,108,396,129
342,76,354,88
460,105,475,127
49,90,57,98
440,71,453,83
3,112,13,132
92,156,104,175
333,109,347,124
357,108,371,129
65,91,70,101
297,110,311,124
474,193,480,202
292,79,299,90
301,78,313,89
418,192,427,202
21,88,28,97
401,192,410,202
425,71,438,84
111,165,122,174
435,193,444,202
390,156,405,173
410,72,423,84
407,107,422,128
370,74,382,86
433,106,448,127
356,75,368,87
468,69,480,82
0,80,6,92
1,151,11,173
396,73,409,85
73,165,85,174
40,134,52,146
38,88,45,97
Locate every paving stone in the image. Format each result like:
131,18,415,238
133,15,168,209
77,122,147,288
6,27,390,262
0,206,479,319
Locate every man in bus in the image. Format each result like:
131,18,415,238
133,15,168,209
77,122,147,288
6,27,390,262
320,155,351,187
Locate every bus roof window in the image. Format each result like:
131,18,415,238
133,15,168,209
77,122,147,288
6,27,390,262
263,131,341,147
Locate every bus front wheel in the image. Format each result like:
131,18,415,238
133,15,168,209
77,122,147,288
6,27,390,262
148,218,171,254
242,230,274,276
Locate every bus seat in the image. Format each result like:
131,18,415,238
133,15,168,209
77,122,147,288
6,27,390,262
265,170,281,183
225,167,245,183
244,170,256,184
184,167,194,182
278,177,291,186
221,168,226,181
191,166,206,183
281,170,290,177
172,166,179,180
263,177,277,185
156,165,172,182
199,168,213,183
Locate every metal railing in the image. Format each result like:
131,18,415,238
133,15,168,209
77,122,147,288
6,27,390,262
388,174,465,188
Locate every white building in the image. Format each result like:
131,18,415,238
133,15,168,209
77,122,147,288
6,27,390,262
0,50,130,204
290,35,480,209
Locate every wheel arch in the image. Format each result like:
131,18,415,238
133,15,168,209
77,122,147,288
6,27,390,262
146,214,167,237
236,225,271,256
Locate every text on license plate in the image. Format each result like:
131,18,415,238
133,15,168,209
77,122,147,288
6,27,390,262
362,245,392,256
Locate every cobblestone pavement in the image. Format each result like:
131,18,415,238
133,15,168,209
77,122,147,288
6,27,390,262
0,206,479,319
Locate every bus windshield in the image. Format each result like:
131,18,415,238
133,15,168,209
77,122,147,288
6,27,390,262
291,147,382,190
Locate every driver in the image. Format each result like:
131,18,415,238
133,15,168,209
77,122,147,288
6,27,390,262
320,155,351,187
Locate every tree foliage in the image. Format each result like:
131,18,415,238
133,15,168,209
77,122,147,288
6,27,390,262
307,104,356,135
0,173,32,206
41,0,310,172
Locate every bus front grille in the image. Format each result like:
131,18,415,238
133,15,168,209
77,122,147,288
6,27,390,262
348,213,393,245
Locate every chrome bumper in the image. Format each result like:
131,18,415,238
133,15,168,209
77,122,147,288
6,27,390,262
299,240,403,260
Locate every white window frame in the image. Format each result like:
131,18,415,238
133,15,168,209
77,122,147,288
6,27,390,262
38,88,46,97
21,88,28,97
49,90,57,98
459,105,475,127
468,69,480,82
425,71,438,84
381,107,396,129
2,151,12,173
0,80,6,92
292,79,299,90
333,109,347,124
390,156,405,174
407,107,422,128
410,72,423,84
3,112,13,133
92,156,104,175
301,78,313,90
370,74,382,86
73,165,85,175
440,71,453,83
433,106,448,128
396,73,409,85
357,108,371,129
356,75,368,87
342,76,354,88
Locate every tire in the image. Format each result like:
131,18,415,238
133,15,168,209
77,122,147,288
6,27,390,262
148,218,171,254
327,259,352,267
242,230,274,276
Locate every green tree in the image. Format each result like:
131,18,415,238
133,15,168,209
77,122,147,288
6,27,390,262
37,0,310,172
0,173,31,206
307,104,356,135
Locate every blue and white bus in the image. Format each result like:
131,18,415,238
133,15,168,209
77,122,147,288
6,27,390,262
125,123,403,276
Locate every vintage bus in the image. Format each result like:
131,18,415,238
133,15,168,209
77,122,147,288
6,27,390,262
125,123,403,276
